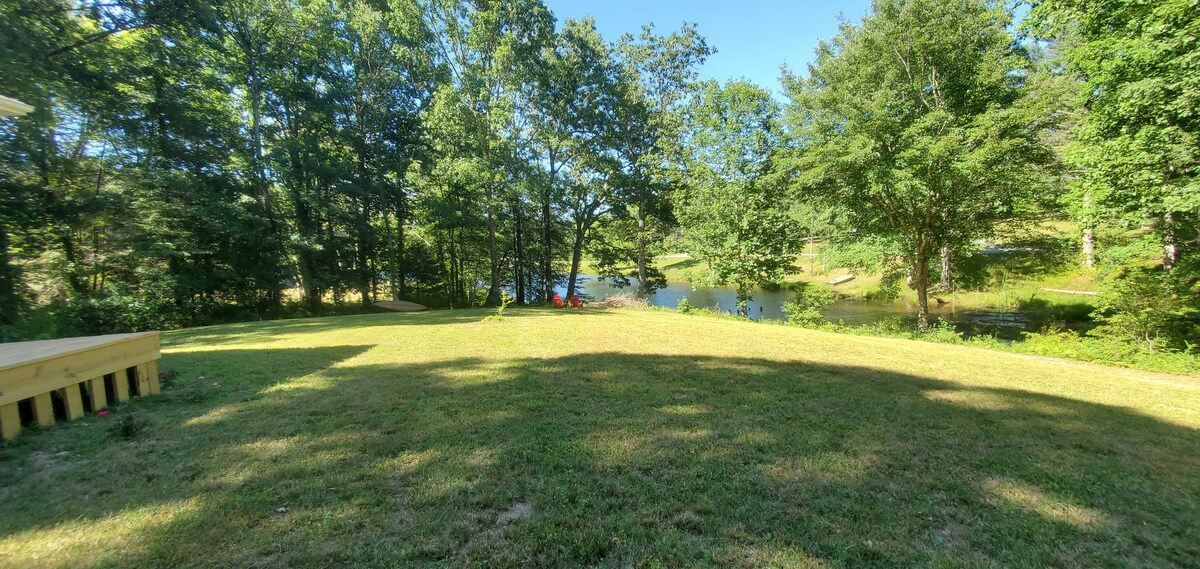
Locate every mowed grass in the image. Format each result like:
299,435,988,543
1,309,1198,568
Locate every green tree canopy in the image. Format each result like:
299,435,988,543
783,0,1054,328
680,80,796,315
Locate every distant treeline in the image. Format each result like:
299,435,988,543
0,0,1195,347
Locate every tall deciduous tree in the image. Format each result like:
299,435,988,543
426,0,552,305
784,0,1053,329
680,80,795,316
1027,0,1200,270
600,23,711,297
529,18,623,300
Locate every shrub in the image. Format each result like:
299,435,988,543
158,369,179,389
481,292,515,322
1014,328,1200,374
782,286,834,327
1090,263,1200,352
676,298,695,314
921,319,966,344
108,413,151,440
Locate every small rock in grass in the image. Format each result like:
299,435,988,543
276,507,288,514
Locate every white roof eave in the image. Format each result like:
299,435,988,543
0,94,34,117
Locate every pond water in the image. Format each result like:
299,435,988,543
557,275,1028,339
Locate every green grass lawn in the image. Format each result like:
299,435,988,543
1,308,1198,568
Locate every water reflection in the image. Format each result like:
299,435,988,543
556,275,1027,338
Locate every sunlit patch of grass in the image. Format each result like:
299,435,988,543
659,403,712,415
924,388,1018,411
982,477,1111,531
0,308,1197,567
0,498,206,568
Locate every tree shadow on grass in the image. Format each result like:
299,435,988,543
1,351,1197,568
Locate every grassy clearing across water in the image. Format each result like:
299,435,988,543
0,308,1197,567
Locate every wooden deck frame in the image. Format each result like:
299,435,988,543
0,332,160,441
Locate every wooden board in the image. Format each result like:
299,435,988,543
0,332,159,407
372,301,429,312
113,372,129,402
88,376,108,411
64,384,85,419
32,393,54,427
0,403,19,440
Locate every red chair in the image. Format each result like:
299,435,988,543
552,293,564,308
569,294,582,308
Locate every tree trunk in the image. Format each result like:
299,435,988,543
938,245,953,291
1082,226,1095,268
436,235,449,307
1081,190,1095,269
808,235,815,273
914,253,930,332
359,203,372,308
636,207,649,297
396,188,406,300
290,190,321,314
58,227,87,296
485,184,501,306
542,197,553,302
0,222,18,326
514,200,526,304
249,58,268,211
1163,212,1179,271
567,218,589,299
447,229,459,308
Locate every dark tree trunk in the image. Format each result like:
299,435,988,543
636,207,649,297
567,194,604,300
396,188,407,300
542,197,553,302
914,252,930,332
359,203,372,307
57,227,87,296
0,222,18,326
514,202,526,304
485,185,501,306
249,58,282,314
567,219,587,300
290,190,320,314
436,235,449,306
447,229,460,307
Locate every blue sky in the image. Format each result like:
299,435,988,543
544,0,875,97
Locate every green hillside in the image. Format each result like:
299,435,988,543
1,309,1197,568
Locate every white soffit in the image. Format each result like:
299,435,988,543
0,94,34,117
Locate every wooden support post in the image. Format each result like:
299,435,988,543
63,384,85,420
145,360,160,395
113,373,129,403
0,403,20,441
135,365,151,397
88,377,108,410
32,393,55,427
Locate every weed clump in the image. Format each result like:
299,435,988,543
108,414,150,440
